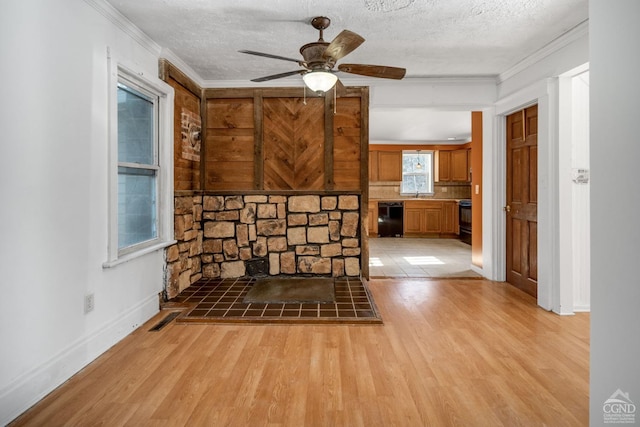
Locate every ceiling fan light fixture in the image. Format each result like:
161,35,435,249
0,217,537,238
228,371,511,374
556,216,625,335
302,70,338,93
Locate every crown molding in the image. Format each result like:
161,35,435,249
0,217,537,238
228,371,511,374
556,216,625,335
200,75,498,89
498,19,589,84
159,48,205,88
84,0,161,55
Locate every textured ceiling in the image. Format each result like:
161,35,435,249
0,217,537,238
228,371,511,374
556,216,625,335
106,0,588,143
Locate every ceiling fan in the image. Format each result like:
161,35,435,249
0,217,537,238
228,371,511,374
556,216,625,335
239,16,406,94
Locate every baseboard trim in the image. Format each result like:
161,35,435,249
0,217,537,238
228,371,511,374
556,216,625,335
470,264,484,277
0,294,159,426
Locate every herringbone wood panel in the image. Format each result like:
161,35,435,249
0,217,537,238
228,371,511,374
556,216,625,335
263,98,324,190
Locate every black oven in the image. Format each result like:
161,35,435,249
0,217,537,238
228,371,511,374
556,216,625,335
378,202,404,237
459,199,471,245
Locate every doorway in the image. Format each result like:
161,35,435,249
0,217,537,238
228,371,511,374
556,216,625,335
505,105,538,297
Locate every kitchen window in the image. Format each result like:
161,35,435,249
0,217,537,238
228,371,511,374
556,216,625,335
401,150,434,196
104,59,174,267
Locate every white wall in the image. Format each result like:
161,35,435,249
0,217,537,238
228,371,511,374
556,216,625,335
0,0,170,423
490,24,589,311
590,0,640,423
570,71,590,312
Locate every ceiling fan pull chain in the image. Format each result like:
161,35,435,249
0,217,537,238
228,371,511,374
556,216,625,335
303,85,307,105
334,85,337,114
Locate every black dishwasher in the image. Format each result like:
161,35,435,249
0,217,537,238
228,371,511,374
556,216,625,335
378,202,404,237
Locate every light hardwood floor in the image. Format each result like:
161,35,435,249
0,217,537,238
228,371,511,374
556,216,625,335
11,279,589,426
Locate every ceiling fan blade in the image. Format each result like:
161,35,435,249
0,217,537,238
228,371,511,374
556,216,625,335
323,30,365,61
338,63,406,79
250,70,305,82
239,50,303,65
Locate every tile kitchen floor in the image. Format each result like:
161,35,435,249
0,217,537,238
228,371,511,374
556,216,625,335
368,237,482,278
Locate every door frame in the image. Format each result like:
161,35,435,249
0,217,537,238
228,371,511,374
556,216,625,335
491,79,558,311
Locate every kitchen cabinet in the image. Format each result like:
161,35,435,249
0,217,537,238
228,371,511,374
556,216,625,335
438,151,451,182
369,150,402,182
442,201,458,234
367,201,378,236
369,151,379,181
451,149,469,182
404,200,458,237
404,201,442,236
404,207,424,234
438,149,470,182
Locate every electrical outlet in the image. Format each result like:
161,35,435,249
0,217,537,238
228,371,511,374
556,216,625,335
84,293,95,314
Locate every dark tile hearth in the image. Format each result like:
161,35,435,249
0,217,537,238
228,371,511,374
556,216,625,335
169,277,382,324
243,277,335,304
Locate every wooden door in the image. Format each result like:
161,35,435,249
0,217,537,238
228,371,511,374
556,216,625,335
506,105,538,297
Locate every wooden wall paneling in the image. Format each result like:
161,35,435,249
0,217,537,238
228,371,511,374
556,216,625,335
159,59,202,100
293,98,325,189
263,98,296,190
171,80,202,191
360,87,370,280
333,96,362,190
199,95,207,190
263,97,325,190
158,59,204,192
205,98,255,190
324,94,334,190
254,92,264,190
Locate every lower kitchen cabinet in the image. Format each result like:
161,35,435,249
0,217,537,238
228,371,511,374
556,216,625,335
368,201,378,236
404,207,424,234
442,201,458,234
404,200,458,237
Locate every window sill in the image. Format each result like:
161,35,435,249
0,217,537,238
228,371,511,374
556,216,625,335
102,239,177,269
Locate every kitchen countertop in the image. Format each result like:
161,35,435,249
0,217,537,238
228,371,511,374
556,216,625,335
370,198,467,202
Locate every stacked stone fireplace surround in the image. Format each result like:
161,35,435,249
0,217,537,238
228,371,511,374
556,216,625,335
164,193,362,300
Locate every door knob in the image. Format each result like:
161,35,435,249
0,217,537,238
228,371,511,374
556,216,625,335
503,205,511,213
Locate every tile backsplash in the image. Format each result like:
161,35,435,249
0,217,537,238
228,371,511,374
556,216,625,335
369,181,471,200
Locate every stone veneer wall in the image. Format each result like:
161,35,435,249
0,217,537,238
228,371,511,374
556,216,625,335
165,195,204,299
202,194,361,280
165,193,362,300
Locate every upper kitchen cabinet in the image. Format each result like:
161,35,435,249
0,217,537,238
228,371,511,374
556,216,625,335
438,149,470,182
451,149,470,181
438,151,452,181
369,150,402,182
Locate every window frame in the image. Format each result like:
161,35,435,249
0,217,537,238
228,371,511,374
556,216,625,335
104,55,175,268
400,150,434,196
